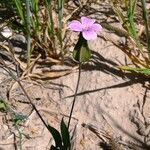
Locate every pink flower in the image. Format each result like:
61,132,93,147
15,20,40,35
68,16,102,40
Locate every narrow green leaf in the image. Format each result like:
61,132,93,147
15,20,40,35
14,0,25,24
47,125,62,148
120,66,150,75
126,0,141,48
58,0,64,29
61,118,70,149
138,69,150,75
30,0,40,34
31,0,39,14
131,0,137,14
141,0,150,58
45,0,54,35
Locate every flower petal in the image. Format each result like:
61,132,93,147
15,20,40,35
81,16,95,27
68,20,82,31
82,30,97,40
91,23,102,32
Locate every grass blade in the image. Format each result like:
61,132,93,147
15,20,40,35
45,0,54,35
30,0,39,14
120,66,150,75
57,0,64,54
127,0,138,40
30,0,40,35
141,0,150,58
14,0,25,24
58,0,64,30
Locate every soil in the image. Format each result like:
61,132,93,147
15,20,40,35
0,1,150,150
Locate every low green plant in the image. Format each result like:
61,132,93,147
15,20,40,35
48,118,71,150
11,0,66,67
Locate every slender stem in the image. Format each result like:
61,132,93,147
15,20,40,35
25,0,31,67
68,63,82,129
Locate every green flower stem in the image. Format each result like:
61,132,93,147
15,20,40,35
68,63,82,129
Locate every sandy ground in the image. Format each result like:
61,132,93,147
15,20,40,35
0,1,150,150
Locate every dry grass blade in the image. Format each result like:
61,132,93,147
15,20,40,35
28,66,78,79
22,53,41,77
0,42,26,71
99,33,150,68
